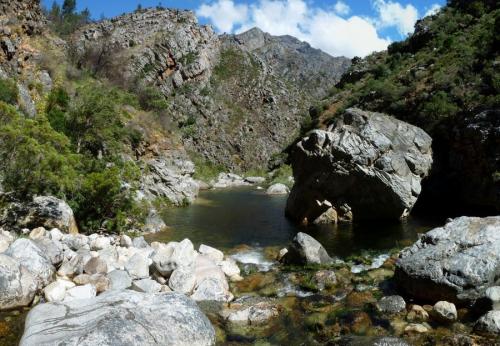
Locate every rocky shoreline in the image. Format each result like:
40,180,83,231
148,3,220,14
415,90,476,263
1,216,499,345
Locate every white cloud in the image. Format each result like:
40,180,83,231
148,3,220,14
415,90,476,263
333,1,350,16
197,0,249,33
197,0,390,58
373,0,419,36
425,4,441,17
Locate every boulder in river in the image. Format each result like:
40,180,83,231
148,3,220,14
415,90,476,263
395,216,500,305
20,290,216,346
286,108,432,223
282,232,333,265
0,196,79,234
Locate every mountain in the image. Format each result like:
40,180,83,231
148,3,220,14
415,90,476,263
302,0,499,216
71,10,350,171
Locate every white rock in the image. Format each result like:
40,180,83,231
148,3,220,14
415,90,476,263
432,301,457,323
108,270,132,290
266,183,289,195
90,237,111,251
199,244,224,264
169,266,196,294
191,278,233,302
43,279,75,302
63,284,96,302
125,253,149,279
49,228,63,242
29,227,46,240
220,259,240,278
120,234,133,248
132,279,162,293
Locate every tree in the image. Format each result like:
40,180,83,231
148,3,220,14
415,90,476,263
48,1,61,22
62,0,76,17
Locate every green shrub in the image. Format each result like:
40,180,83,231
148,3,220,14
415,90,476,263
0,78,18,105
136,85,168,112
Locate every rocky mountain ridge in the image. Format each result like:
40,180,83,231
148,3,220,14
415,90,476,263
71,9,351,171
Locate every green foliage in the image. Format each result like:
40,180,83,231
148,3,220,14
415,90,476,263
46,87,70,132
46,0,91,36
328,3,500,134
136,85,169,112
191,155,225,182
270,165,293,187
0,78,18,105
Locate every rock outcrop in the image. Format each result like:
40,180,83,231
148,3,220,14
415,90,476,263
0,196,79,233
0,254,37,310
20,290,216,346
395,216,500,305
286,108,433,223
72,12,350,171
282,232,333,265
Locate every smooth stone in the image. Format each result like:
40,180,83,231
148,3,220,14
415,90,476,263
132,236,149,249
73,274,110,293
107,270,132,290
474,310,500,336
169,266,196,294
84,257,108,275
191,278,233,302
282,232,333,265
29,227,46,240
199,244,224,264
432,301,457,323
132,279,162,293
63,284,96,302
20,291,216,346
377,295,406,314
266,183,289,195
43,279,75,302
119,234,133,248
125,253,150,279
0,254,37,310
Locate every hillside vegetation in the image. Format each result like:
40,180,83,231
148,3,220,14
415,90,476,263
309,0,499,215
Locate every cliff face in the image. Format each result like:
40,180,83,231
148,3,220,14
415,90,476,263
71,11,351,171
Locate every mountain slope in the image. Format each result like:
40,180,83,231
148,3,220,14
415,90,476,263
308,0,499,215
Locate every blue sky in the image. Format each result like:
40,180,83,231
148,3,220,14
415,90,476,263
41,0,446,57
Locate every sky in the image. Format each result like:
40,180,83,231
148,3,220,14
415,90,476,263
41,0,446,58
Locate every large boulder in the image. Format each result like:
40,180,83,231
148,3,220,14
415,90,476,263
286,108,432,223
395,216,500,305
20,290,216,346
5,238,55,289
0,254,37,310
0,196,78,234
282,232,333,265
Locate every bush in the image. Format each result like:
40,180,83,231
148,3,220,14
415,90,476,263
136,85,168,112
0,78,18,105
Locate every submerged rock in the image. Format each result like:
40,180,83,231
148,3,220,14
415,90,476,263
20,291,216,346
282,232,333,265
395,216,500,305
266,183,289,195
474,310,500,336
377,295,406,314
431,301,457,323
286,108,432,223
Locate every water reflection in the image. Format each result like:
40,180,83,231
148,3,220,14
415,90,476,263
147,187,439,258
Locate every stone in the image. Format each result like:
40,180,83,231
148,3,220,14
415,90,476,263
226,300,280,325
282,232,333,265
377,296,406,314
48,228,63,242
191,278,233,302
73,274,110,293
90,236,111,250
119,234,133,248
125,253,150,279
169,266,196,294
153,239,198,276
286,108,432,223
395,216,500,304
62,234,89,251
107,270,132,290
0,196,78,234
313,270,337,290
132,278,162,293
63,284,97,302
474,310,500,336
406,305,429,322
312,207,338,225
266,183,289,195
212,173,250,188
245,176,266,184
84,257,108,275
20,291,216,346
484,286,500,311
432,301,457,323
199,244,224,264
57,250,92,278
5,239,55,289
132,236,149,249
43,279,75,302
220,259,240,278
29,227,46,240
404,323,429,334
33,238,64,266
0,254,37,310
142,210,168,233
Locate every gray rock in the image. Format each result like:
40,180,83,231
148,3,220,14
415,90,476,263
125,253,150,279
33,238,63,266
313,270,337,290
62,234,89,251
17,83,36,117
0,254,37,310
432,301,457,323
474,310,500,336
132,236,149,249
266,183,289,195
395,216,500,304
20,290,216,346
286,108,432,223
5,238,55,289
108,270,132,290
132,278,162,293
377,295,406,314
73,274,110,293
336,336,411,346
63,284,96,302
282,232,333,265
169,265,196,294
57,250,92,277
485,286,500,311
191,277,233,302
0,196,79,234
142,210,168,233
84,257,108,275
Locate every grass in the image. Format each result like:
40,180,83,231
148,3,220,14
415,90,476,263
191,154,226,182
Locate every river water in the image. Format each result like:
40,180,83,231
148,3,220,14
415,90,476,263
147,187,438,258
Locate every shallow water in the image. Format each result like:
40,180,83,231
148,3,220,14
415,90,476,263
147,187,439,258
